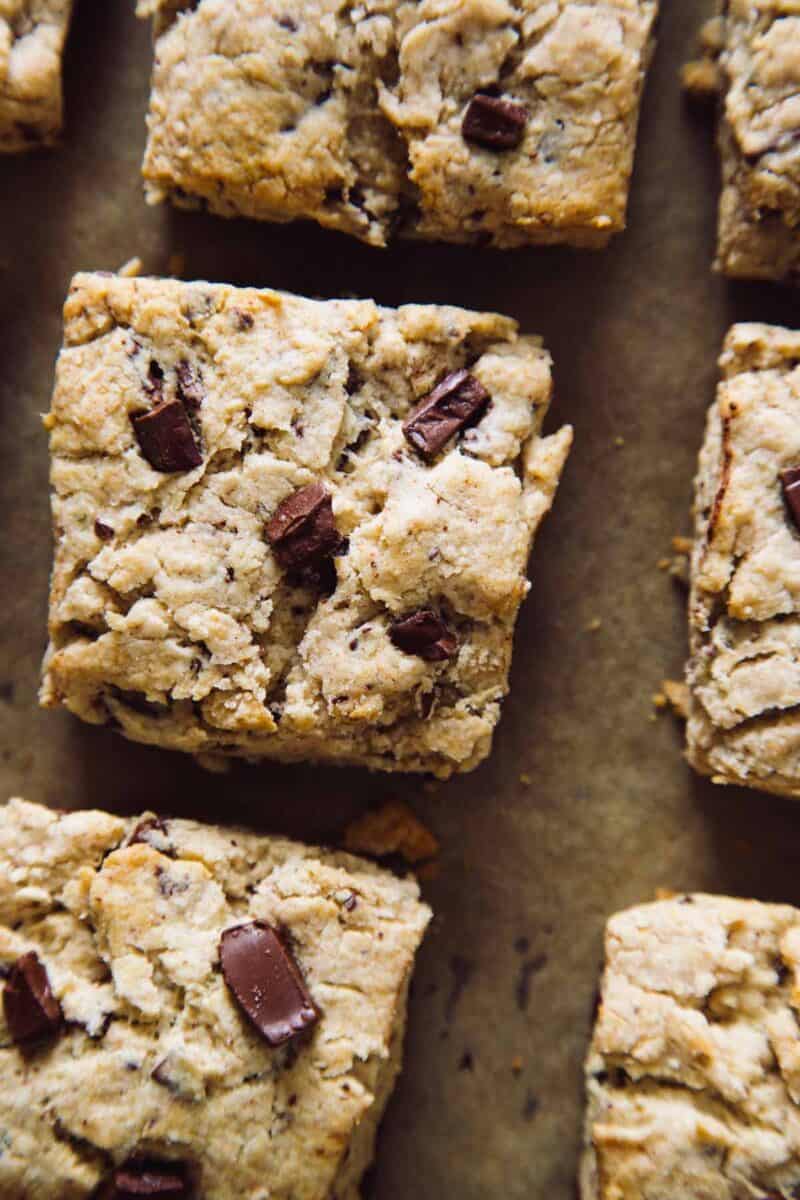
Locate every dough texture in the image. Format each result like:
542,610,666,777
0,796,431,1199
137,0,658,248
582,893,800,1199
687,323,800,797
0,0,73,152
40,272,572,777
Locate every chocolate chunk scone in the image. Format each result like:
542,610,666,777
0,0,74,152
0,797,431,1198
40,272,572,777
687,323,800,797
582,894,800,1199
136,0,659,249
685,2,800,281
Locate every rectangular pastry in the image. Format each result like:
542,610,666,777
39,272,572,777
136,0,658,249
687,323,800,797
1,0,73,152
0,796,431,1198
582,893,800,1198
686,2,800,280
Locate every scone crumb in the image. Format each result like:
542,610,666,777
654,887,678,899
662,679,690,719
519,772,532,787
343,800,439,865
117,257,143,278
585,618,602,633
511,1056,524,1074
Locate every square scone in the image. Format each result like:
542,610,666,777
687,323,800,797
40,272,572,776
0,0,74,152
685,2,800,281
137,0,658,249
0,797,431,1198
582,893,800,1199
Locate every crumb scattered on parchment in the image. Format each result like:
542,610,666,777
343,799,439,865
614,436,625,448
654,679,690,720
658,534,691,586
682,16,724,99
118,257,143,278
585,617,602,633
655,887,678,901
511,1056,524,1075
519,772,531,787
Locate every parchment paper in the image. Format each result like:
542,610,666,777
3,2,800,1196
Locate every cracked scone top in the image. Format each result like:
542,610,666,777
687,323,800,797
582,894,800,1199
0,797,431,1198
40,272,572,776
136,0,658,249
0,0,74,152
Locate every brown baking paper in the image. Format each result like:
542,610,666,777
3,2,800,1196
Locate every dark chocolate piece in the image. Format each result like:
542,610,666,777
403,370,490,460
389,610,458,661
95,519,115,541
462,93,528,150
109,1158,189,1198
781,465,800,532
266,483,342,572
220,921,319,1046
175,361,205,410
131,398,202,473
3,951,63,1046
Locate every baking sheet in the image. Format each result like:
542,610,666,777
4,2,800,1196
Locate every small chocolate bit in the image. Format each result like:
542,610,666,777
389,610,458,661
403,370,490,460
781,466,800,532
3,951,63,1046
110,1158,189,1198
462,93,528,150
175,361,205,410
94,519,115,541
266,483,343,573
131,398,202,473
220,921,319,1046
128,815,168,848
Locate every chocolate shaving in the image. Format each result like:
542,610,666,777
220,921,319,1047
781,465,800,532
389,610,458,661
109,1157,190,1198
3,951,63,1046
462,93,528,149
403,370,490,460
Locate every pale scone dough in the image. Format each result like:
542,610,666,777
687,323,800,797
686,3,800,281
137,0,658,249
0,796,431,1199
0,0,73,152
582,893,800,1199
40,272,572,777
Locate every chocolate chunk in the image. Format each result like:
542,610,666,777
110,1158,189,1198
266,483,343,573
220,921,319,1046
3,951,63,1046
781,466,800,532
462,93,528,150
175,361,205,410
131,398,202,473
94,519,114,540
403,370,490,460
389,610,458,661
128,815,169,848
